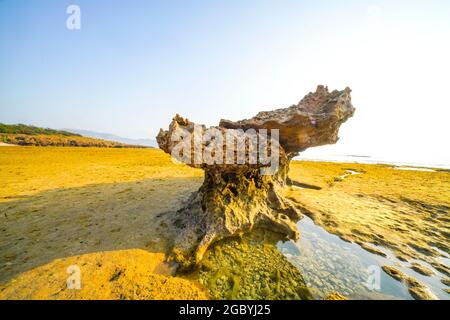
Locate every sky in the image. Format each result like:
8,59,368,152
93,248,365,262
1,0,449,165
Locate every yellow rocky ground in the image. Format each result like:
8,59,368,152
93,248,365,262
287,161,450,275
1,146,448,299
0,249,208,300
0,146,204,299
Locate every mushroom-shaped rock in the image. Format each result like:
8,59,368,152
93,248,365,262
156,85,355,269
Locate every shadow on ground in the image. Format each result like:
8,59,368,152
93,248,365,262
0,176,202,284
288,179,322,190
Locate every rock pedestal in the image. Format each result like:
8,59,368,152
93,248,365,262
157,85,355,269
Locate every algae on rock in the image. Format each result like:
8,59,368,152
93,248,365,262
196,228,314,300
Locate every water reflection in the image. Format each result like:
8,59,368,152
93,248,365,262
277,215,449,300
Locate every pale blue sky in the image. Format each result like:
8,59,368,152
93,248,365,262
1,1,449,164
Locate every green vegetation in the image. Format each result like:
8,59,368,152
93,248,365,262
0,123,80,136
0,123,146,148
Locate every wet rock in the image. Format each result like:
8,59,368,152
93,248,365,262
360,243,387,257
382,265,437,300
430,261,450,277
410,262,434,276
324,293,347,300
441,277,450,286
198,229,313,300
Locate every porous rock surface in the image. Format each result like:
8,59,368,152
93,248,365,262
156,85,355,269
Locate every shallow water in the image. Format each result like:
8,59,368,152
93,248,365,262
393,167,436,172
339,169,362,179
277,215,450,300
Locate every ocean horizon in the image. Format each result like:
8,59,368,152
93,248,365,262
295,154,450,170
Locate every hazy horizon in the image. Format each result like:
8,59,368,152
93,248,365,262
1,0,449,165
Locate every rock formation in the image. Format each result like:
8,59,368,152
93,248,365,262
157,85,355,269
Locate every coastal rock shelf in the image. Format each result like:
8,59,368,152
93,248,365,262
156,85,355,269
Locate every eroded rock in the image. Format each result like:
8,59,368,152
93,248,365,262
156,85,355,269
382,266,437,300
441,277,450,286
410,262,434,276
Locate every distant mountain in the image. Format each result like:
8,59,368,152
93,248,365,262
65,129,157,148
